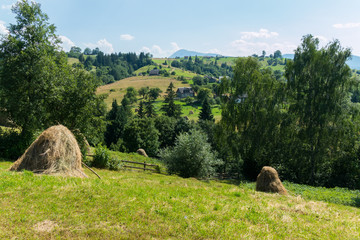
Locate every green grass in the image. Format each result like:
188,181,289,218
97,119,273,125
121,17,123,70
0,160,360,239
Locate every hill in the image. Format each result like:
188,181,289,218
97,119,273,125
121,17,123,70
169,49,220,58
0,160,359,239
283,54,360,70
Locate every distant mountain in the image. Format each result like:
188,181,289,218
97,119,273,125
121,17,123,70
169,49,220,58
283,54,360,70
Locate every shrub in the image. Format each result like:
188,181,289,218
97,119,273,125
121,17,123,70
159,129,222,179
92,144,111,168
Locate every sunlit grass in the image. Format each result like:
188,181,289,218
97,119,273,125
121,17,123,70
0,160,359,239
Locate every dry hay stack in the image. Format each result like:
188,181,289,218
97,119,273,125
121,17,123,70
136,148,148,157
256,166,287,195
9,125,87,178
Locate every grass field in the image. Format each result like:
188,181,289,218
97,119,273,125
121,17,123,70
1,159,359,239
96,76,191,107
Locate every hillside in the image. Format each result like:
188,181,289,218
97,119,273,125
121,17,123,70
0,160,359,239
96,76,191,107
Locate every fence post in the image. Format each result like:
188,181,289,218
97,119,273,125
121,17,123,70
144,161,146,171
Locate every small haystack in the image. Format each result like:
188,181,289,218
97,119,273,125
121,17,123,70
136,148,148,157
256,166,287,195
189,110,194,115
9,125,87,178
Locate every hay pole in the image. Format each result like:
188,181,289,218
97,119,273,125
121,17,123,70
81,162,101,179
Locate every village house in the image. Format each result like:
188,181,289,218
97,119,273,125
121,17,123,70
149,68,160,76
176,87,195,98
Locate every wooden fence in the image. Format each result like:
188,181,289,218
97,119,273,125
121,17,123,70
122,160,159,172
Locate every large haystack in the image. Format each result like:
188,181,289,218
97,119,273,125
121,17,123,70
9,125,87,178
256,166,287,195
136,148,148,158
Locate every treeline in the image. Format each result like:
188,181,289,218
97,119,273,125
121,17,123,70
68,46,153,84
170,56,233,78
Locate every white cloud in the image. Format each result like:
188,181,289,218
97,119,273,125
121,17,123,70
84,39,114,54
333,22,360,29
241,28,279,40
140,42,181,58
229,39,297,56
120,34,134,41
207,48,222,55
0,20,9,35
59,35,75,52
1,4,13,10
314,35,328,47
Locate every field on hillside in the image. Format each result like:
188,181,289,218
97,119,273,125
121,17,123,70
96,76,191,107
1,160,359,239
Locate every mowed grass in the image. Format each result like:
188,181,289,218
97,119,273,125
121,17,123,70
96,76,190,107
0,160,360,239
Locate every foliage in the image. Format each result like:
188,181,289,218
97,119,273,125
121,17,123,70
199,97,214,121
160,129,222,178
0,0,105,148
220,57,285,180
122,117,160,157
283,35,357,185
124,87,138,104
92,144,111,169
161,82,182,118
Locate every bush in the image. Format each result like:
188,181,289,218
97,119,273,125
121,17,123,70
92,144,123,170
159,129,222,179
92,144,111,168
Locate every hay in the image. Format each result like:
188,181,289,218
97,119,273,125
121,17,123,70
136,148,148,157
256,166,287,195
9,125,87,178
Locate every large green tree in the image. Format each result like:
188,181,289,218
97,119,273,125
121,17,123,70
220,57,284,180
0,0,104,143
284,35,357,185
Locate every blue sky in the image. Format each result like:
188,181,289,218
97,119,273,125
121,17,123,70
1,0,360,57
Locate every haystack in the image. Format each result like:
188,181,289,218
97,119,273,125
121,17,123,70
9,125,87,178
136,148,148,157
256,166,287,195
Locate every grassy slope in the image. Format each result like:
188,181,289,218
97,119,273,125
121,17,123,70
0,160,359,239
96,76,190,107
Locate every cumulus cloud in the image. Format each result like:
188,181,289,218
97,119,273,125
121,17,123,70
59,35,75,52
0,20,9,35
140,42,181,58
120,34,135,41
85,39,114,54
241,28,279,40
1,4,13,10
229,39,297,57
333,22,360,29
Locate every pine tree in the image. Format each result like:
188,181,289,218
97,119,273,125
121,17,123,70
137,101,145,118
199,97,214,121
161,82,181,118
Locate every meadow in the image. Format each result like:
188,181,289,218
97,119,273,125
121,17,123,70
0,159,359,239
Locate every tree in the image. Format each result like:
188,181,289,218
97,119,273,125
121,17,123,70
274,50,282,59
159,129,222,179
219,57,284,180
199,97,214,121
84,47,92,55
138,86,149,99
284,35,355,185
0,0,104,141
262,50,266,58
122,118,160,156
124,87,138,104
197,88,212,103
148,87,162,101
137,101,146,118
161,82,182,118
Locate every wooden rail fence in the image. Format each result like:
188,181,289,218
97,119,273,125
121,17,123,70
122,160,159,172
